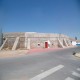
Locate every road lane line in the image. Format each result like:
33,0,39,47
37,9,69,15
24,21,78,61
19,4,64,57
77,68,80,71
30,65,64,80
65,77,75,80
72,72,80,78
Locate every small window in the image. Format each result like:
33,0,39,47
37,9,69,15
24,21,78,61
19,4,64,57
38,43,40,46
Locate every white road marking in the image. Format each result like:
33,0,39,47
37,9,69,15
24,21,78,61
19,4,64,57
72,72,80,78
30,65,64,80
65,77,75,80
77,68,80,71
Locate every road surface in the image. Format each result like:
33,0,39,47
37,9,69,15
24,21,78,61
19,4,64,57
0,47,80,80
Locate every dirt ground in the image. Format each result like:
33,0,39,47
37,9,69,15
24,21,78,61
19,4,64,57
0,48,61,58
0,50,28,58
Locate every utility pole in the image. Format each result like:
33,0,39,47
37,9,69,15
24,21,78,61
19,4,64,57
0,27,3,47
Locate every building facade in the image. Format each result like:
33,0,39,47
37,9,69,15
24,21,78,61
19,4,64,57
0,32,72,50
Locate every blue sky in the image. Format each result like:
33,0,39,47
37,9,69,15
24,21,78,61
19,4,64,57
0,0,80,38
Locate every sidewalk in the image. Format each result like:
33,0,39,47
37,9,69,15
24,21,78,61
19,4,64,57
28,48,61,54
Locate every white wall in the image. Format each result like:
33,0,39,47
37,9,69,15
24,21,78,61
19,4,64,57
72,41,77,46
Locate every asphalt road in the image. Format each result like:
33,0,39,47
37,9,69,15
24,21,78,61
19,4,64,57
0,47,80,80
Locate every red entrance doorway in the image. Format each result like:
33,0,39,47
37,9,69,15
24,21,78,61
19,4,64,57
45,42,48,48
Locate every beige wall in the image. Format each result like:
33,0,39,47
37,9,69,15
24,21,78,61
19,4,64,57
2,32,71,49
25,32,70,49
3,32,25,38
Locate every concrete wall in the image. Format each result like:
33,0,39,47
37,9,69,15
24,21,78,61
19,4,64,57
3,32,25,38
17,37,25,49
2,37,16,50
1,32,71,50
25,32,70,49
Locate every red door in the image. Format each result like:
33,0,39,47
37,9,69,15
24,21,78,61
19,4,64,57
45,42,48,48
